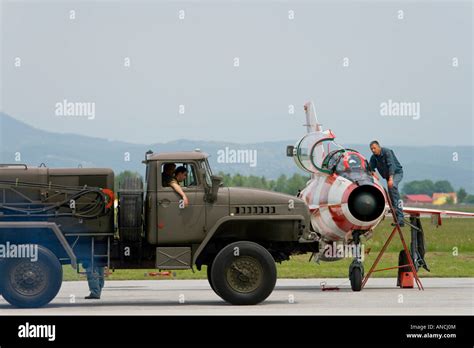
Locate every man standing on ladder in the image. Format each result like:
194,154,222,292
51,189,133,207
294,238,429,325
369,140,405,227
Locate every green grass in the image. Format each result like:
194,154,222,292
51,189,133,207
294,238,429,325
63,218,474,281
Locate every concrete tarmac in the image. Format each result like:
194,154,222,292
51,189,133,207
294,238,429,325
0,278,472,315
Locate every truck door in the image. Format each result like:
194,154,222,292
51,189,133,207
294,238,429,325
157,162,206,244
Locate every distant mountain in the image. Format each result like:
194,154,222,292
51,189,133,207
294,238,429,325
1,112,473,192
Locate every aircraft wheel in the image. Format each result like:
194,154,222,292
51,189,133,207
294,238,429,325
349,262,363,292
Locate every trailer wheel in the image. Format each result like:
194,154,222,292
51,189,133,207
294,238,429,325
2,245,63,308
0,260,4,295
210,241,276,305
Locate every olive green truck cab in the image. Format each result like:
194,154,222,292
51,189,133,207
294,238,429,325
0,150,318,308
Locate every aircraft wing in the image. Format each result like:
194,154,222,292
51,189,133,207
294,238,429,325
403,207,474,216
401,206,474,225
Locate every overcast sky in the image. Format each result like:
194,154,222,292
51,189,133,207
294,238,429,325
0,0,472,146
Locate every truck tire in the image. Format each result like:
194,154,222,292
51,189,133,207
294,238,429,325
1,245,63,308
210,241,276,305
206,261,219,296
118,176,144,242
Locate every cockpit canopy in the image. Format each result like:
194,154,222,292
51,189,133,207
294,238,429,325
322,149,368,174
293,130,336,173
293,132,371,179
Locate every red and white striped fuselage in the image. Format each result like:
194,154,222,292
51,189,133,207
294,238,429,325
300,171,387,243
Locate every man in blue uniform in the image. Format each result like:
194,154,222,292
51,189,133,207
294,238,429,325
84,262,105,299
369,140,405,227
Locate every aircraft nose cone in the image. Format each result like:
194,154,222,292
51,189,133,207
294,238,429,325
352,191,377,217
348,185,385,222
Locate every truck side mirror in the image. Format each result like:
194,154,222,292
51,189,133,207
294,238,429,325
286,145,295,157
209,175,222,202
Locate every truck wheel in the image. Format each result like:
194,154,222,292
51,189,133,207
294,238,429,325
211,241,276,305
2,245,63,308
206,262,219,296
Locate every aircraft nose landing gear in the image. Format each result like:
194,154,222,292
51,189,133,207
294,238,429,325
349,230,364,292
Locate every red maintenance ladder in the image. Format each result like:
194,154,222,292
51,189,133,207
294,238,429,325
361,189,424,290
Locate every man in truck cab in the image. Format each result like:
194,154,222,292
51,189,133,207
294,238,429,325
162,163,176,186
163,165,189,207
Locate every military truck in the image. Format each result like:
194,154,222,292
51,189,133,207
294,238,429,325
0,150,318,308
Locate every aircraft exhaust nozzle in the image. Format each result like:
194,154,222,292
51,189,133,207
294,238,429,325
347,185,385,222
